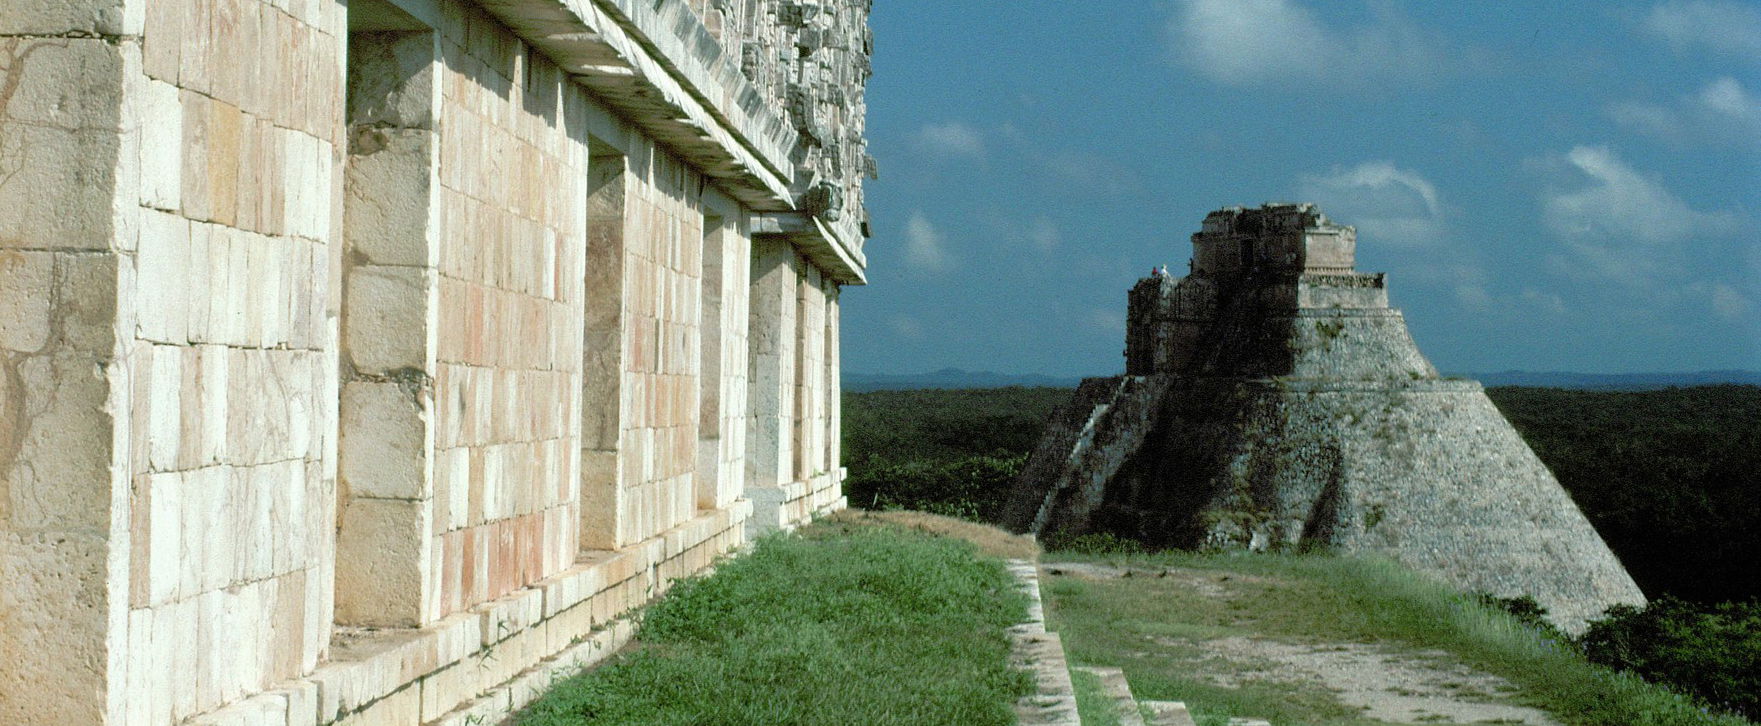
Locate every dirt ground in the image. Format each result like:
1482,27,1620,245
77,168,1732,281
1046,562,1563,726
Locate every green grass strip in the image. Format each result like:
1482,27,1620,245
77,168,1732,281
515,525,1032,726
1070,668,1123,726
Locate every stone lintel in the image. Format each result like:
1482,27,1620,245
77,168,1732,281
751,212,866,286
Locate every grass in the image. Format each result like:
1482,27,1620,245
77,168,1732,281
512,517,1032,726
1042,550,1755,726
1071,668,1122,726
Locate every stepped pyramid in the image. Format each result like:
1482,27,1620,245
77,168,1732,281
1001,203,1645,631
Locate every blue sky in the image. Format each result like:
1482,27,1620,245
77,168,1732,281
844,0,1761,377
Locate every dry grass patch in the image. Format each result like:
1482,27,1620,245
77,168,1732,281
824,509,1041,560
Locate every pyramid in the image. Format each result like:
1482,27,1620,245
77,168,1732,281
1000,203,1645,631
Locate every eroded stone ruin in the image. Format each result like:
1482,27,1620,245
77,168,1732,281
1001,203,1645,631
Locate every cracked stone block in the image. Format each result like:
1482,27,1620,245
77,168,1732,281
0,38,124,251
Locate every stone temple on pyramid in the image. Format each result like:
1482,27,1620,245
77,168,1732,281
1000,203,1645,631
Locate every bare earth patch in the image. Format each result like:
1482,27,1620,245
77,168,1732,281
1049,561,1562,725
1196,637,1561,725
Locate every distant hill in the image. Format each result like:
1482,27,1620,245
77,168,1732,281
845,368,1761,392
1464,370,1761,390
843,368,1083,392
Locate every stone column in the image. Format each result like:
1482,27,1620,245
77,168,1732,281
696,214,754,510
745,236,797,528
0,6,134,720
580,147,627,549
825,283,842,497
793,265,826,483
334,28,442,628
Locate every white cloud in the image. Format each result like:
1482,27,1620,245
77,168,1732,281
1609,76,1761,148
1086,309,1126,334
1641,1,1761,58
1297,161,1446,246
1028,217,1060,251
889,315,925,341
916,121,985,158
1454,283,1493,309
1167,0,1443,87
902,211,952,272
1710,283,1751,320
1520,289,1569,316
1539,145,1743,284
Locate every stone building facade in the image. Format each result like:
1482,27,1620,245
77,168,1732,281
0,0,870,723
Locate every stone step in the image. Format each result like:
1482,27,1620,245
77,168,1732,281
1013,631,1081,726
1073,666,1147,726
1141,699,1198,726
1008,560,1079,726
1227,718,1273,726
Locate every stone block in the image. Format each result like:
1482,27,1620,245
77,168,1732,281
0,531,109,724
204,97,243,227
192,343,228,464
334,496,431,627
143,472,185,607
138,77,184,210
0,250,54,353
182,221,212,343
142,0,183,82
333,685,421,726
339,380,430,499
0,39,123,251
178,0,213,95
137,208,191,344
0,0,136,35
5,356,116,533
343,264,434,373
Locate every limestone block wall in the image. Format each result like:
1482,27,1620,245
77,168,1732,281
1,0,864,723
126,0,344,720
1,0,346,722
427,8,587,621
697,206,752,512
617,144,706,546
746,236,844,528
1,24,134,724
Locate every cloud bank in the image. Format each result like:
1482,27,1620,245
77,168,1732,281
902,211,952,273
916,121,986,158
1167,0,1444,88
1297,161,1446,246
1539,145,1742,285
1641,0,1761,58
1610,76,1761,149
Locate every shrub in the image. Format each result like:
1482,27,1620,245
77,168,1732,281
1475,593,1568,643
1045,531,1146,556
844,453,1025,520
1579,596,1761,719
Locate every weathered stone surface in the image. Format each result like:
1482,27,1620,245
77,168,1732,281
335,497,431,628
1,0,863,721
0,38,125,251
1007,204,1644,632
